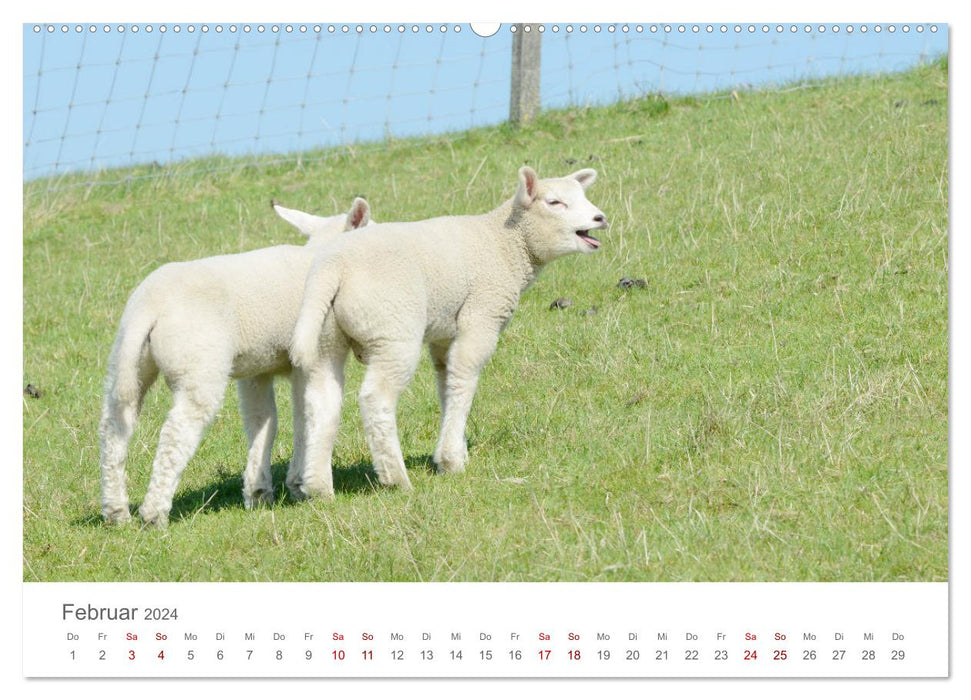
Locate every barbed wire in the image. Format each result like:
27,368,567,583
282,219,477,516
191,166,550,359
23,23,946,190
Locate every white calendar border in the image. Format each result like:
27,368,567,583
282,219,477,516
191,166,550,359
8,0,962,696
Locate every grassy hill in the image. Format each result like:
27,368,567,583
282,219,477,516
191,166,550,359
23,60,948,581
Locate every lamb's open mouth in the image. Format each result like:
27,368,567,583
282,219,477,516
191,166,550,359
576,230,601,249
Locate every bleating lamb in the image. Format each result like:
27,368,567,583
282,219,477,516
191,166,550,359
99,197,371,526
288,166,607,498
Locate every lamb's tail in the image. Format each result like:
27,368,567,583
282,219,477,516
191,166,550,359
103,304,156,412
290,257,342,370
99,300,157,523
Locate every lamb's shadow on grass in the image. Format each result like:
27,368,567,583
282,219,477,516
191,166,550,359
334,453,436,493
167,454,436,519
79,454,438,527
76,467,254,528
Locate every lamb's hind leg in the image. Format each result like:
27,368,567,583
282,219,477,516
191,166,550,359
99,357,158,524
291,342,349,500
237,375,277,508
138,374,228,526
358,341,422,490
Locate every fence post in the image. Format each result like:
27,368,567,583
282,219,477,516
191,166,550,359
509,24,541,124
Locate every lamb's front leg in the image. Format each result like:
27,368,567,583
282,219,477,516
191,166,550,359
428,340,452,416
285,368,307,498
433,326,499,475
237,375,277,508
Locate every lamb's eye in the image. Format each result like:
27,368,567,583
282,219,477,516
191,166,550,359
546,199,565,207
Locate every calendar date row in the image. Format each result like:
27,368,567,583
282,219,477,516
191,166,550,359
67,645,910,664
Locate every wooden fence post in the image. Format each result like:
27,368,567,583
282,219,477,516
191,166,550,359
509,24,541,124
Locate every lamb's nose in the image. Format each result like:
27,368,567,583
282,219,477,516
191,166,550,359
594,213,607,226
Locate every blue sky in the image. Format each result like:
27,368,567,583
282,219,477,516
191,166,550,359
22,23,947,179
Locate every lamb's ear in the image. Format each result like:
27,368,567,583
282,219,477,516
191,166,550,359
516,166,540,207
570,168,597,190
272,199,326,238
344,197,370,231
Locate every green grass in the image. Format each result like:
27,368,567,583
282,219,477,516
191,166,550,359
23,62,948,582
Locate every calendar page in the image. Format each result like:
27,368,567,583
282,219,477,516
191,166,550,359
19,3,955,693
24,583,948,677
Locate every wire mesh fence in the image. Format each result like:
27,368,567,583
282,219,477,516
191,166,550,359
23,22,947,188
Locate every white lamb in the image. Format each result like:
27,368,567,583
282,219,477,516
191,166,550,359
288,166,607,498
99,197,371,526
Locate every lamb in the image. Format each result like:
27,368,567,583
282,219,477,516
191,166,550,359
288,166,607,498
99,197,371,526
